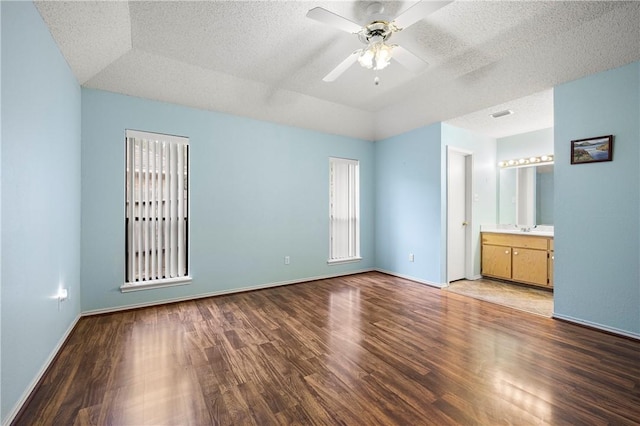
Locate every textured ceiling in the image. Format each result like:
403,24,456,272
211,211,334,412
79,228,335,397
36,1,640,141
446,89,553,139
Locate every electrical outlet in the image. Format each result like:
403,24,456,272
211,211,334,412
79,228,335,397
284,256,290,265
58,288,68,301
57,288,68,311
409,253,415,262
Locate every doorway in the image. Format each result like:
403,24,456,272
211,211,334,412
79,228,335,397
447,148,472,283
445,149,554,317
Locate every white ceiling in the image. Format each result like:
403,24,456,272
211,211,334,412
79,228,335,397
35,1,640,141
446,88,554,139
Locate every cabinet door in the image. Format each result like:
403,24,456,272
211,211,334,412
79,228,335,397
512,248,548,286
482,245,511,280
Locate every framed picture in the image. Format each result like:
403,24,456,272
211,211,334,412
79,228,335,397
571,135,613,164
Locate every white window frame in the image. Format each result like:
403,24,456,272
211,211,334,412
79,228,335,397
328,157,361,264
122,129,191,292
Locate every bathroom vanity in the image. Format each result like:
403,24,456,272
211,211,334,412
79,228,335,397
481,230,554,288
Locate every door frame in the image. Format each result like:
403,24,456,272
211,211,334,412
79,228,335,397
446,146,473,283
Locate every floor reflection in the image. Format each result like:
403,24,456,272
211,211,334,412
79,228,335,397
493,370,552,421
329,287,362,344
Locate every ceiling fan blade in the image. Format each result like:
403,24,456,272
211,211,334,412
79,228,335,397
323,50,361,82
392,1,452,30
392,45,428,72
306,7,362,34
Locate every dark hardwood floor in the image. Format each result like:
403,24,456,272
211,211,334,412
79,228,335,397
14,272,640,425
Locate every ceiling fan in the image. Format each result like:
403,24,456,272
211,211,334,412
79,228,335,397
306,1,452,82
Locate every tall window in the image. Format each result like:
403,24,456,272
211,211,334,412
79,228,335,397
329,157,360,263
124,130,190,291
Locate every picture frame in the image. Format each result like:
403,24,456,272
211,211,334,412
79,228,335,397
570,135,613,164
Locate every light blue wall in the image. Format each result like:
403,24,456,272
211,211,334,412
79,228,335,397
81,89,375,312
442,124,497,278
497,127,554,161
374,124,443,284
374,123,496,285
554,61,640,337
1,2,81,422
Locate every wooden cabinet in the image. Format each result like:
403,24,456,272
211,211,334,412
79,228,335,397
512,248,548,285
481,244,511,280
481,232,553,288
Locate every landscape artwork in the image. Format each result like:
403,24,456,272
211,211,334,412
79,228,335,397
571,135,613,164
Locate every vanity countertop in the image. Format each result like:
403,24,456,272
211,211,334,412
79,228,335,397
481,225,554,237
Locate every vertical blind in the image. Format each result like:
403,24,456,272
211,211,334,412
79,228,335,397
329,157,360,261
125,130,189,285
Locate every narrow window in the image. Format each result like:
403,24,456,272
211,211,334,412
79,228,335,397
328,157,361,263
123,130,190,291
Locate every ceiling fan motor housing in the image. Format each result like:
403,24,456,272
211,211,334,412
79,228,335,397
358,21,393,45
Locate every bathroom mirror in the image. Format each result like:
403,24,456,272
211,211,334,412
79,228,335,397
498,164,554,226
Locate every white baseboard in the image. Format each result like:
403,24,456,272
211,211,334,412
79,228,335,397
374,268,445,288
552,313,640,341
82,268,376,316
2,314,81,426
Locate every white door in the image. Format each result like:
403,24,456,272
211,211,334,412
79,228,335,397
447,150,469,282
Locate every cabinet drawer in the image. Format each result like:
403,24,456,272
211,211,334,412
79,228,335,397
481,232,548,250
549,239,554,251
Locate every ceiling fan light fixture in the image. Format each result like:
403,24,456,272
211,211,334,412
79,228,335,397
358,40,393,71
375,43,393,69
358,48,375,69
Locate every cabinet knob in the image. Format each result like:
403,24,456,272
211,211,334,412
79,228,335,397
552,255,555,260
505,250,509,254
514,251,519,255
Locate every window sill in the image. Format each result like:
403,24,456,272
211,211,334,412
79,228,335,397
120,276,192,293
327,257,362,265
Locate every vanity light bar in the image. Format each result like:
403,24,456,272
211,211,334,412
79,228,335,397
498,155,554,168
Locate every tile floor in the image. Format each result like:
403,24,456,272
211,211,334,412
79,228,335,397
444,278,553,317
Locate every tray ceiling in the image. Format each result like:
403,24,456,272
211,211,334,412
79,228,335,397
35,1,640,140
